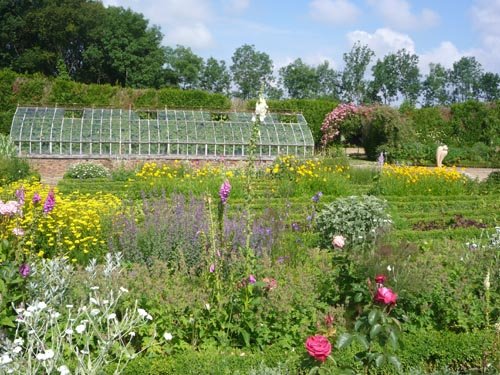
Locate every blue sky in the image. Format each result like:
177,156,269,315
101,0,500,74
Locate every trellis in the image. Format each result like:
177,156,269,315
10,106,315,159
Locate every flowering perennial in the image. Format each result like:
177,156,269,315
321,103,358,146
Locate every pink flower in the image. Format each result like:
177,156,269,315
374,287,398,305
12,227,25,236
0,200,20,216
43,190,55,214
219,180,231,205
209,263,215,273
332,235,345,249
19,263,31,278
32,193,42,204
305,335,332,362
375,275,387,284
248,275,256,284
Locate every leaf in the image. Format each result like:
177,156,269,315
240,328,250,347
389,329,399,350
388,355,402,371
0,316,15,328
369,323,382,339
374,353,386,367
354,292,364,302
336,333,353,349
354,333,369,350
368,309,380,326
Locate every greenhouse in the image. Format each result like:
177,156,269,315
9,106,314,159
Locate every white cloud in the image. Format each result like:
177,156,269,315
347,28,415,58
367,0,439,30
225,0,250,13
100,0,215,49
471,0,500,72
309,0,360,25
419,42,467,74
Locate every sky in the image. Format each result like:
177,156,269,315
100,0,500,75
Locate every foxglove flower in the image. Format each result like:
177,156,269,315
219,179,231,205
43,190,55,214
32,193,42,205
19,263,31,277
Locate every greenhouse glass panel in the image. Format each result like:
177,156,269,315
10,106,314,159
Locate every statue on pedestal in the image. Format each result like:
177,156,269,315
436,145,448,167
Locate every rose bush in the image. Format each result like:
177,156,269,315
305,335,331,362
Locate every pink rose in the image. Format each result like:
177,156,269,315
374,287,398,305
332,235,345,249
375,275,387,284
305,335,332,362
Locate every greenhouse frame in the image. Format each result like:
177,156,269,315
9,106,315,159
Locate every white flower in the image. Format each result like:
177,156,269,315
27,305,36,313
13,338,24,346
387,265,392,272
90,309,100,316
65,329,74,335
0,354,12,364
120,287,129,293
58,365,71,375
205,303,211,310
484,271,491,290
129,331,136,337
90,286,99,290
66,305,74,309
137,308,148,318
89,297,99,305
255,95,268,122
45,349,54,359
102,300,109,305
51,312,61,319
13,346,22,354
163,332,173,341
107,313,116,320
36,302,47,310
75,324,86,334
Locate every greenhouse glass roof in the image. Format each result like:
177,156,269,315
10,106,314,159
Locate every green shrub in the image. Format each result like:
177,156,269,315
0,134,17,157
0,155,32,185
64,162,110,179
315,195,392,248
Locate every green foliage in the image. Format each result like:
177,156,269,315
64,162,110,179
315,195,391,249
0,156,32,186
0,134,16,157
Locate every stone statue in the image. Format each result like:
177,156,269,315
436,145,448,167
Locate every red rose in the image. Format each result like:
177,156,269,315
374,287,398,305
305,335,332,362
375,274,387,284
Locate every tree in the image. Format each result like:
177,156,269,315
164,45,204,89
370,54,399,104
80,6,165,88
422,63,450,106
279,58,319,99
230,44,274,99
0,0,106,77
199,57,230,94
316,61,341,99
396,49,420,104
449,56,483,102
479,72,500,102
341,42,374,104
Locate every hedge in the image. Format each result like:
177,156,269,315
0,69,231,135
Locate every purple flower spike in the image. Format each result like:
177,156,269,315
43,190,55,214
19,263,31,278
15,187,25,205
312,192,323,203
219,180,231,205
32,193,42,205
209,263,215,273
248,274,257,284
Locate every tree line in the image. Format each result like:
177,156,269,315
1,0,499,106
